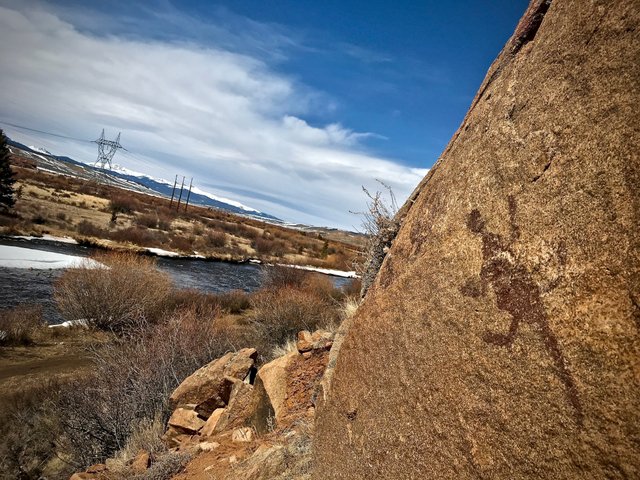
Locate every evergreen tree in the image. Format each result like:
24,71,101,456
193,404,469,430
0,129,15,211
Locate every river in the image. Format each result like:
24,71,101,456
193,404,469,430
0,237,353,324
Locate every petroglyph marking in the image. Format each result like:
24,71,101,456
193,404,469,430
463,197,583,424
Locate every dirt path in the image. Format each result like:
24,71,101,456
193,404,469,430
0,338,98,397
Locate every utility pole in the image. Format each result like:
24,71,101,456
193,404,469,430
169,174,178,208
93,129,123,169
176,176,186,211
184,178,193,212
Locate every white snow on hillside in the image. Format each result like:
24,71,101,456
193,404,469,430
28,145,52,155
190,185,259,213
0,245,102,269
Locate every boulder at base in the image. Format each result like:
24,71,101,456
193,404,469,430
314,1,640,479
169,348,257,417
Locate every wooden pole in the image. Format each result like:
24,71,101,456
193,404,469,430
176,176,185,211
184,178,193,212
169,174,178,208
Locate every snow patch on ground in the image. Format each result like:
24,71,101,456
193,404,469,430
278,263,358,278
49,319,88,329
13,234,78,244
0,245,102,269
145,247,181,258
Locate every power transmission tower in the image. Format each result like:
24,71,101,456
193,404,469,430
93,129,123,169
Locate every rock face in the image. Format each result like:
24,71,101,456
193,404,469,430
314,1,640,479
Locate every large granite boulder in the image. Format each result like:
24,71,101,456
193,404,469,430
314,1,640,479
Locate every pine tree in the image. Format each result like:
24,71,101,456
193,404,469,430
0,129,15,211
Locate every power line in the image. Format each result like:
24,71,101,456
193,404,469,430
0,120,93,143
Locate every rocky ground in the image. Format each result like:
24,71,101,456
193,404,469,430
70,329,337,480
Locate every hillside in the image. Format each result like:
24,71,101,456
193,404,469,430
3,146,365,271
7,139,281,221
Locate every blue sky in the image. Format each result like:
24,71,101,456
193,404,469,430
0,0,528,228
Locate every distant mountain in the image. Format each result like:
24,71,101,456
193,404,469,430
6,138,281,222
109,170,281,221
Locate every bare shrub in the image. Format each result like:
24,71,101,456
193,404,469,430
109,193,139,215
110,226,164,247
238,224,259,240
157,215,173,231
54,253,173,334
205,231,226,248
341,277,362,299
31,214,47,224
302,273,339,300
169,235,193,253
135,213,159,229
0,305,44,346
77,219,106,237
163,289,223,319
164,289,250,316
56,309,229,467
252,237,274,254
250,287,339,355
353,182,399,297
216,289,251,314
261,265,311,290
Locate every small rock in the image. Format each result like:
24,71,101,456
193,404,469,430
296,330,313,353
198,441,220,452
168,407,205,434
162,427,193,448
302,351,313,359
131,450,150,474
86,463,108,473
200,408,225,437
232,427,254,442
229,455,238,464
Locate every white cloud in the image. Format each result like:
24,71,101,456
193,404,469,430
0,3,427,229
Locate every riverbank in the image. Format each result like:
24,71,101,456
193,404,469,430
0,233,359,277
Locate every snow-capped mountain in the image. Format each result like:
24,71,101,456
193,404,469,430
109,163,264,216
8,139,281,221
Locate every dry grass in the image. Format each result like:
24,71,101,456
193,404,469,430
0,380,70,480
108,415,166,474
271,337,298,359
341,297,360,320
131,451,193,480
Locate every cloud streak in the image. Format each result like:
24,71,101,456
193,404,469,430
0,2,427,229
